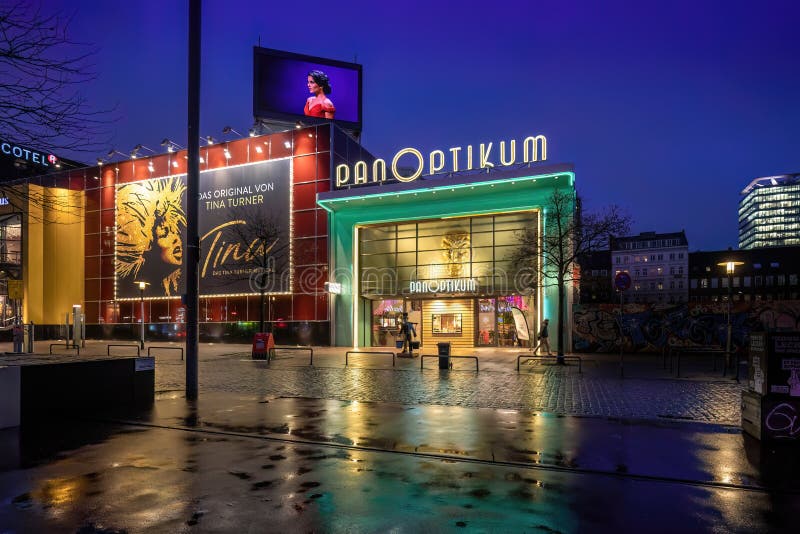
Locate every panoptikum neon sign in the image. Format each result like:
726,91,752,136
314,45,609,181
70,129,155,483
336,135,547,188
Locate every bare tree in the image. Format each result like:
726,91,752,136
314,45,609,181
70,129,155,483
216,206,290,333
512,189,630,360
0,1,113,154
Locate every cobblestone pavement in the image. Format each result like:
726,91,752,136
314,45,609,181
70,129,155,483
146,344,745,425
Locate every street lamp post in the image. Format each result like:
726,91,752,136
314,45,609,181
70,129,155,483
718,260,743,381
137,281,148,350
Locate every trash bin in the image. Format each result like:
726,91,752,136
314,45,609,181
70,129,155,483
437,342,451,370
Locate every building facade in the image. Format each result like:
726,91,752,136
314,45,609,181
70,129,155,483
689,246,800,302
739,173,800,249
611,231,689,304
3,126,570,349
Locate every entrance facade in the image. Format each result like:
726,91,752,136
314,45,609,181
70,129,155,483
318,163,576,351
360,212,538,349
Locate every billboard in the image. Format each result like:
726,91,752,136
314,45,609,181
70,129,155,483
253,46,362,131
115,159,291,299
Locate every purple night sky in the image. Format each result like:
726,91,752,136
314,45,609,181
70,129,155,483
39,0,800,251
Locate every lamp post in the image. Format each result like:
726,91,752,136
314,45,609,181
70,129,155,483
136,281,149,349
718,260,743,381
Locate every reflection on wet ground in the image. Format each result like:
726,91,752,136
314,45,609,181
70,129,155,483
1,394,800,532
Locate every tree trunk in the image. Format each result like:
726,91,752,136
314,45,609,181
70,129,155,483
259,289,266,334
557,271,566,363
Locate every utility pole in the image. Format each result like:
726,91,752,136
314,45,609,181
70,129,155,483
185,0,201,400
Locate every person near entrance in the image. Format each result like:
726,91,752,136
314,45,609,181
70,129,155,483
397,312,417,354
532,319,552,355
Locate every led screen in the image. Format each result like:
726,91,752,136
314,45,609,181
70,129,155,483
115,159,291,299
253,47,362,130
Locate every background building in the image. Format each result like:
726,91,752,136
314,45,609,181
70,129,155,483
689,246,800,302
577,250,612,304
611,231,688,304
739,173,800,249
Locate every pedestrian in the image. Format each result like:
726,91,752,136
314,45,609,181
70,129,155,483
397,312,417,354
532,319,551,355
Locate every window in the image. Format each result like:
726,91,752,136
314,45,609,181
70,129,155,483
778,275,785,286
657,254,664,260
771,262,780,268
766,275,774,286
657,267,663,275
634,269,640,277
755,276,762,287
691,279,698,289
642,268,648,276
744,276,752,287
615,257,621,264
650,255,655,261
678,280,684,289
658,282,663,290
678,253,684,259
669,281,675,289
722,277,729,288
791,274,798,285
701,278,708,288
754,263,762,269
711,278,719,288
649,282,655,290
670,266,675,275
705,266,711,272
678,266,684,275
669,253,675,260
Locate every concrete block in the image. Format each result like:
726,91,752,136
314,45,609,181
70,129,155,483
0,366,21,429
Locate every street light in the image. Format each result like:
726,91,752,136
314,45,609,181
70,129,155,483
136,281,150,349
717,260,744,381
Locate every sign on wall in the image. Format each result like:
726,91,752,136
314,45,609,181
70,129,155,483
115,160,291,299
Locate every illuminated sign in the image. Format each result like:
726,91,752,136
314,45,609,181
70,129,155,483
336,135,547,188
410,279,478,294
0,198,8,206
115,160,291,299
0,140,58,168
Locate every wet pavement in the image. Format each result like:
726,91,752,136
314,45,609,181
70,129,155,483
1,394,799,532
1,341,795,532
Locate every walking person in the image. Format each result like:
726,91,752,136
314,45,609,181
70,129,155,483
397,312,417,354
532,319,552,355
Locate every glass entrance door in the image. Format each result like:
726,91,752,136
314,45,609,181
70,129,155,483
477,298,495,346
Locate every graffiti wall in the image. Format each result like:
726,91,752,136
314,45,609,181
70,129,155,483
573,301,800,353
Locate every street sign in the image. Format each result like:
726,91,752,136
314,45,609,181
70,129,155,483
7,279,23,300
614,271,632,291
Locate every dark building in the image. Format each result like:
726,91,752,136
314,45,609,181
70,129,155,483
577,250,613,303
689,246,800,302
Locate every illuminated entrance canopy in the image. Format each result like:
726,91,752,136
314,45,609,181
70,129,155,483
410,278,478,294
336,134,547,189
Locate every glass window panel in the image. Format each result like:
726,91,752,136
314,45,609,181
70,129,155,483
396,251,416,267
360,238,395,255
471,232,493,247
471,246,493,263
397,237,416,253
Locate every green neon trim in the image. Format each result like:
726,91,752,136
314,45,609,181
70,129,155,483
317,172,573,212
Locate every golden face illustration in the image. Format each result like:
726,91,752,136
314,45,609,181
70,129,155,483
116,177,186,295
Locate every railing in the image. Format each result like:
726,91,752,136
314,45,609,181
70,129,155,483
148,346,184,361
269,346,314,365
107,344,141,356
420,354,479,371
